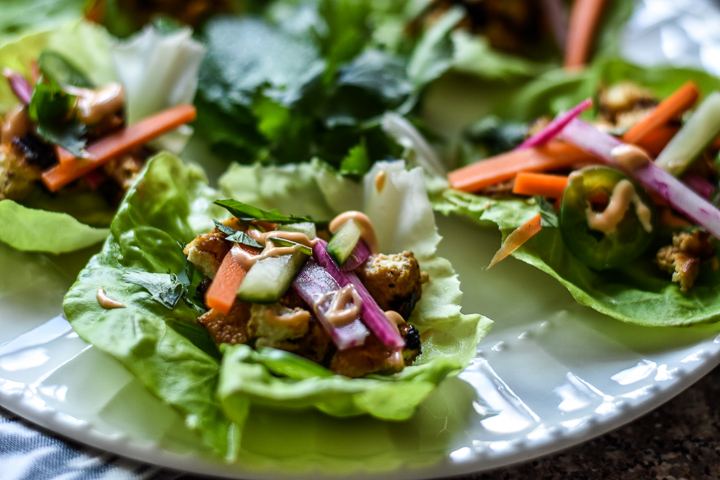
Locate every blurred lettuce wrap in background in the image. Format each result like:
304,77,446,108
0,20,203,253
63,152,490,459
434,57,720,326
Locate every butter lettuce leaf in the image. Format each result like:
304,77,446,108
0,22,116,252
435,58,720,326
63,152,237,458
0,200,109,253
0,21,205,253
64,153,489,458
217,160,490,421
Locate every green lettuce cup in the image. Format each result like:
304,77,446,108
63,152,491,459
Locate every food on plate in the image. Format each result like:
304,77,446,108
435,60,720,326
0,21,203,253
63,152,490,458
185,203,425,377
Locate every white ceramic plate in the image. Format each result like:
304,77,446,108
1,213,720,479
4,1,720,477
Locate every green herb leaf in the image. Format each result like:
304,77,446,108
28,76,74,124
535,197,558,228
226,231,264,249
213,220,264,249
214,200,313,224
36,121,88,158
29,75,89,157
339,139,371,176
123,271,185,309
213,220,237,237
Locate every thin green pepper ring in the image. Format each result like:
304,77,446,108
559,166,657,270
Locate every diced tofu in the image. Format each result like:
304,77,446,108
355,251,424,317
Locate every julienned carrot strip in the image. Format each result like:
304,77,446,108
622,81,699,145
564,0,607,69
488,214,543,268
206,248,252,314
633,124,680,157
449,141,593,192
42,104,196,192
513,172,568,198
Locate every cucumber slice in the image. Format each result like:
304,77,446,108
655,92,720,176
237,250,310,303
237,222,315,303
326,219,362,266
278,222,316,238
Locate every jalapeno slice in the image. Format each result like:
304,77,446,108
559,166,657,270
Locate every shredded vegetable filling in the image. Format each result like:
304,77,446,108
185,209,424,377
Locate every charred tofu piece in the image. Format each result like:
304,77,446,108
355,251,424,319
0,144,42,201
104,154,145,191
655,230,717,292
329,332,402,378
401,323,422,366
248,303,330,364
183,218,246,279
184,232,231,279
598,82,658,130
329,317,421,378
198,300,252,346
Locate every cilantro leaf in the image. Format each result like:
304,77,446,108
36,121,88,158
214,200,313,224
123,271,185,310
535,196,559,228
28,76,74,124
29,75,89,157
226,231,263,249
339,139,370,176
213,220,264,249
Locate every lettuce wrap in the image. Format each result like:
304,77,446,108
62,152,491,459
0,21,203,254
434,57,720,327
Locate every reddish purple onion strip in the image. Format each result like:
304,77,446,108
313,239,405,350
561,117,720,239
339,239,371,271
682,173,716,201
3,68,32,105
517,98,593,150
292,258,369,351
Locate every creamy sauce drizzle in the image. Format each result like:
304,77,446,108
231,229,316,270
1,105,30,145
374,169,387,193
324,285,362,326
585,179,654,233
262,307,310,328
96,287,125,309
384,310,404,333
329,211,379,254
610,144,651,170
247,229,317,248
387,350,404,370
67,83,125,125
